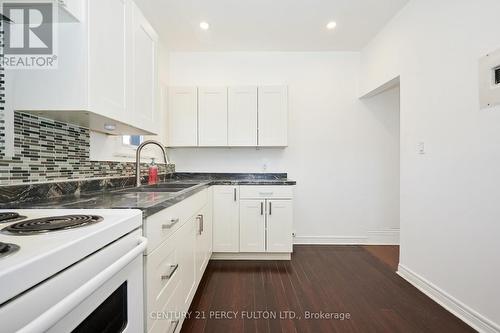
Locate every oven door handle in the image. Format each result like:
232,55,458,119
18,236,148,333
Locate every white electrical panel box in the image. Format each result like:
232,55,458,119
479,48,500,109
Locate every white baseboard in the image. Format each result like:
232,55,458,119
211,253,291,260
397,265,500,333
367,228,400,245
294,229,400,246
293,235,368,245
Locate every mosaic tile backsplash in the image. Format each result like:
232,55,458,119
0,22,5,160
0,112,174,185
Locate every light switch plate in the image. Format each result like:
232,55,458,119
479,48,500,109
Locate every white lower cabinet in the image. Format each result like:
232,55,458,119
196,190,213,280
239,200,266,252
212,186,240,252
266,200,293,253
178,215,196,316
239,199,293,253
214,185,294,258
144,188,212,333
144,185,293,332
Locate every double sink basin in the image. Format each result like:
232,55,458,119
50,182,202,210
119,183,196,193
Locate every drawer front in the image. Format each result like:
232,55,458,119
145,189,208,254
147,276,182,333
146,236,181,317
239,185,293,199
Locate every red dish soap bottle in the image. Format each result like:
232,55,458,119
148,158,158,185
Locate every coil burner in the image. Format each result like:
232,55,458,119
2,215,104,235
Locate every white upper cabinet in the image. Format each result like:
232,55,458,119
258,86,288,147
57,0,84,22
166,85,288,147
228,86,258,146
88,0,128,121
168,87,198,147
198,87,228,146
131,2,159,133
9,0,160,135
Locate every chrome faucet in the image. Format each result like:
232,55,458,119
135,140,170,187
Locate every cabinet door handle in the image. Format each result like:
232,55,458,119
197,214,204,235
260,202,264,215
269,202,272,215
161,264,179,280
234,188,237,201
162,218,179,230
168,320,180,333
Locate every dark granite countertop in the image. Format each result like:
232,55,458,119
0,173,296,218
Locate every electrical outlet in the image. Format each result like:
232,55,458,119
479,48,500,108
417,142,425,155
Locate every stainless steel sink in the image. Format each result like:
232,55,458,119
118,183,198,193
147,183,196,189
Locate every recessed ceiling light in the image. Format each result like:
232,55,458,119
200,21,210,30
326,21,337,30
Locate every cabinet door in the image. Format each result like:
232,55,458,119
58,0,84,22
178,215,197,313
213,186,239,252
168,87,198,147
195,199,213,282
266,200,293,253
88,0,128,119
198,87,228,146
228,86,258,146
239,200,266,252
258,86,288,147
132,3,159,134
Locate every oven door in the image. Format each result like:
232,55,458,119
48,255,144,333
0,230,147,333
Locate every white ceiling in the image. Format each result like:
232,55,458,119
134,0,409,52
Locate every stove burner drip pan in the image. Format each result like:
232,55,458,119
2,215,104,235
0,212,27,224
0,242,20,258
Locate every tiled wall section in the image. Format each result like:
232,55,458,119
0,112,174,185
0,22,4,159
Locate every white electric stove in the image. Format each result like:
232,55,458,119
0,209,147,333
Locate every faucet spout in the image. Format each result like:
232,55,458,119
135,140,170,187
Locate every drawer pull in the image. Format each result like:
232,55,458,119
197,214,204,235
168,319,180,333
162,218,180,230
161,264,179,280
259,192,274,196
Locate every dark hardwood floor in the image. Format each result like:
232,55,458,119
181,245,475,333
361,245,400,272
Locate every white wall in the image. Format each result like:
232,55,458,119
361,0,500,330
168,52,400,244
